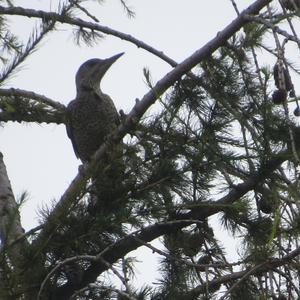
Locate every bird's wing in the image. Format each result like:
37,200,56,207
66,101,80,159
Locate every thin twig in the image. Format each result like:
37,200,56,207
69,0,99,22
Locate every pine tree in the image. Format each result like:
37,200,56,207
1,0,300,299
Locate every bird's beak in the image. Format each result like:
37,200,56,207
106,52,124,64
96,52,124,79
105,52,124,65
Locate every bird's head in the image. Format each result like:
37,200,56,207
75,52,124,93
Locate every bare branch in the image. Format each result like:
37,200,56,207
0,5,202,68
68,0,100,22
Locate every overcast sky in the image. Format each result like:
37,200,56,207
1,0,266,285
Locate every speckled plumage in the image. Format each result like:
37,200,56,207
67,90,120,162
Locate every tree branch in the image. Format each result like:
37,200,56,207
0,88,66,124
246,14,300,45
0,152,27,270
0,4,178,67
184,245,300,299
0,88,65,110
0,111,65,124
182,150,289,220
53,220,195,299
53,213,300,299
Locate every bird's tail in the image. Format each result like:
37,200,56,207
89,144,125,218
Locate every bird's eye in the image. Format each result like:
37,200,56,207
86,62,95,68
87,60,99,67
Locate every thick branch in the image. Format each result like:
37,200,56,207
0,152,27,269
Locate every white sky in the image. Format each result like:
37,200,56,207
1,0,265,287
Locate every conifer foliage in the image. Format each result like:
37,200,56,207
1,0,300,299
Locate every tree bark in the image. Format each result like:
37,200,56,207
0,152,26,270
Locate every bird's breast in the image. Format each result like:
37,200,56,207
67,92,119,161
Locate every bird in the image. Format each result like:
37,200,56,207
66,53,125,213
